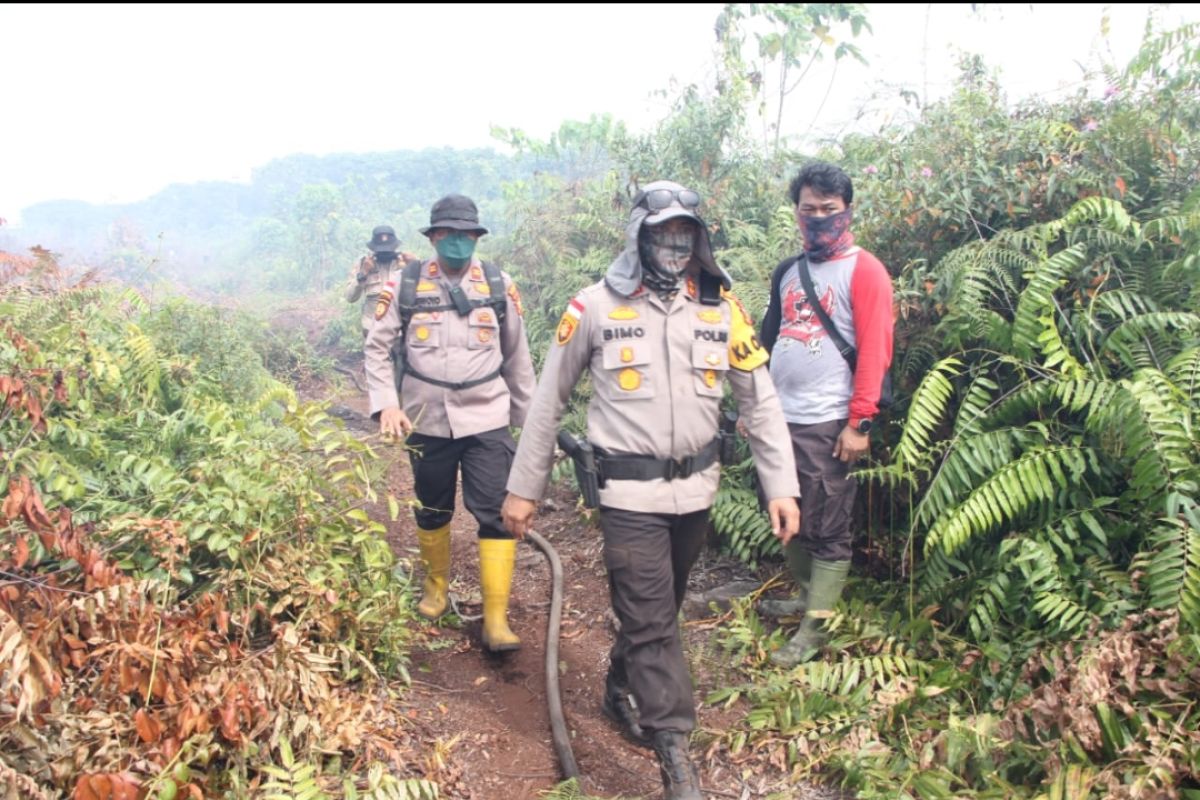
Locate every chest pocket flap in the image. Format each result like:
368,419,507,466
692,342,728,397
691,344,729,371
468,306,500,349
602,339,651,370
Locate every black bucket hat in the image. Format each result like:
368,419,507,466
366,225,399,252
419,194,489,236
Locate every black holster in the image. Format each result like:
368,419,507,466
719,410,739,465
557,430,602,509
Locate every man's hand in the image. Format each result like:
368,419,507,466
833,425,870,463
767,497,801,546
502,493,537,540
379,407,413,440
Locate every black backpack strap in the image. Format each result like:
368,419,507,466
481,260,508,324
796,254,857,371
396,259,425,332
402,367,502,391
395,258,507,393
771,257,791,307
698,271,723,306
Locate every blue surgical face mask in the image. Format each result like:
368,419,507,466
435,233,477,270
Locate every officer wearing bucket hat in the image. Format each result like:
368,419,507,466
346,225,416,339
364,194,536,653
501,181,800,799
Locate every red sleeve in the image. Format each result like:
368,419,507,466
849,251,894,422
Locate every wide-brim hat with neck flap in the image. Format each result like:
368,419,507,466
419,194,489,236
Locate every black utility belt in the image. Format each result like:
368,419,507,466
596,438,721,482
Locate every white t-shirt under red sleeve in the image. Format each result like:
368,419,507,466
767,247,894,426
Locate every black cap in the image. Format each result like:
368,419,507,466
366,225,399,252
419,194,489,236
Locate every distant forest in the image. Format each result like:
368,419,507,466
2,146,549,294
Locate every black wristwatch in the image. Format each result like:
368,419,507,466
855,418,873,434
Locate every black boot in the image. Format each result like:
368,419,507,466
601,674,649,746
651,731,703,800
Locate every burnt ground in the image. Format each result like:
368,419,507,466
283,300,846,800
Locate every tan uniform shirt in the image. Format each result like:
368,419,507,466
346,255,395,335
364,258,536,439
508,276,800,514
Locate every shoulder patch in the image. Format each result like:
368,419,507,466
726,294,768,371
556,298,586,346
608,306,639,320
470,265,484,281
427,262,440,277
507,282,524,317
374,281,396,320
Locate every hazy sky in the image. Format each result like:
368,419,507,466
2,3,1197,225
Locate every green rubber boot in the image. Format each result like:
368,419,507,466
769,558,850,668
758,540,812,618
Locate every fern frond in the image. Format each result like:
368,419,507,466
952,373,1000,438
253,382,298,415
915,427,1032,532
1046,196,1136,239
124,323,162,406
1165,347,1200,412
1100,311,1200,372
1134,513,1200,630
1011,244,1089,361
891,356,963,472
925,446,1094,556
1097,371,1194,502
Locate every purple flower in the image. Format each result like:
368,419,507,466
921,167,933,178
863,165,878,175
1083,118,1099,132
1104,85,1118,99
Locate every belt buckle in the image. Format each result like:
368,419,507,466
666,455,694,480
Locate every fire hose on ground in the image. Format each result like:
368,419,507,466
525,528,581,781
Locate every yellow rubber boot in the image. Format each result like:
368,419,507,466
479,538,520,652
415,526,451,619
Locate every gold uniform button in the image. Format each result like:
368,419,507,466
478,329,493,343
704,369,718,388
618,368,642,391
415,326,430,341
620,347,633,363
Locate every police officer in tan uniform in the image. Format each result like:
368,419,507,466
502,181,800,800
346,225,415,339
365,195,536,653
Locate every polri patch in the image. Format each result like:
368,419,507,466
374,281,396,320
556,298,585,346
507,283,524,317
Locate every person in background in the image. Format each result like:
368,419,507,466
346,225,415,339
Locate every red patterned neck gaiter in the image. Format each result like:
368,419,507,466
799,207,855,263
